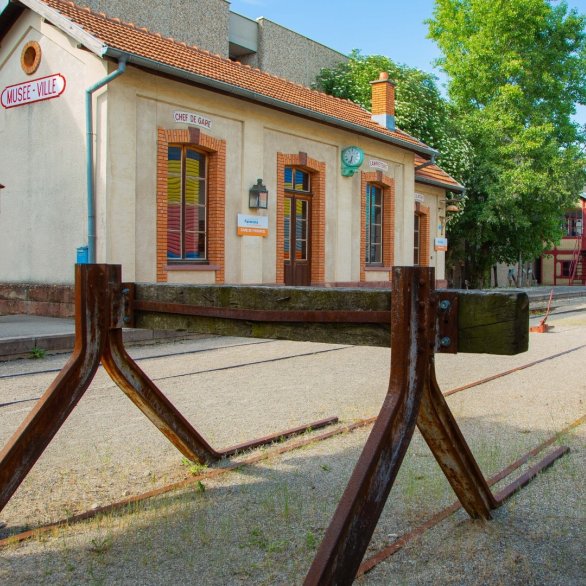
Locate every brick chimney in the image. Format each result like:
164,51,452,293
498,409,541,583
370,71,396,131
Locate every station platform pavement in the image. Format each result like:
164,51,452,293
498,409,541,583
0,314,196,360
1,285,585,360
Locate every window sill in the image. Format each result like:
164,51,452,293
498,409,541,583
365,266,391,271
166,264,221,272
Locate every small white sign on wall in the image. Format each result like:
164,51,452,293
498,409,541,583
434,237,448,251
237,214,269,237
368,159,389,171
173,110,213,129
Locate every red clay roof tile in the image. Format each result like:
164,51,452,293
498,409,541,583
414,155,464,193
37,0,435,153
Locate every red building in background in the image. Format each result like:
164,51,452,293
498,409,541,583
541,192,586,285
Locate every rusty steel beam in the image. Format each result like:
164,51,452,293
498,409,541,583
416,363,497,520
0,264,109,513
134,299,392,324
0,264,339,514
304,267,436,586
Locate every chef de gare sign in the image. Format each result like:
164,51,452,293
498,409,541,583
1,74,66,109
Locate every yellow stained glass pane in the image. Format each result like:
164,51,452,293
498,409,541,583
167,177,181,204
185,178,201,206
185,157,201,178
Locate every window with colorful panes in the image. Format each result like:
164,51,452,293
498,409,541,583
284,167,311,262
167,146,207,261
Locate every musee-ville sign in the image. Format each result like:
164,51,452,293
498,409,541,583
1,74,66,109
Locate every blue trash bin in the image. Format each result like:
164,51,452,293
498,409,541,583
76,246,89,264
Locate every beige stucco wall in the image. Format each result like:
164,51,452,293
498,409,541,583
415,183,447,281
102,65,425,285
0,12,108,283
1,12,445,286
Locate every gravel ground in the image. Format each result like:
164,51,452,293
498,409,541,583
0,307,584,585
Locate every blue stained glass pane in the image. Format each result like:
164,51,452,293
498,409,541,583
168,146,181,161
284,167,293,190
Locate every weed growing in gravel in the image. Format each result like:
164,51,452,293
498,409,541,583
30,347,46,359
243,527,287,553
305,531,317,549
89,534,113,555
181,457,209,476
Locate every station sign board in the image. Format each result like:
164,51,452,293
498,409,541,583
1,74,66,109
237,214,269,237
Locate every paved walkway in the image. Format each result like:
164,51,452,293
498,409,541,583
0,314,194,359
1,285,585,359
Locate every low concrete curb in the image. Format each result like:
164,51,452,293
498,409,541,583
0,328,198,360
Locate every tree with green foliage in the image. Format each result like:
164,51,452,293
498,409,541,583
428,0,586,286
314,50,473,181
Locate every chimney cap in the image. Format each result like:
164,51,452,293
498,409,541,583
370,71,396,86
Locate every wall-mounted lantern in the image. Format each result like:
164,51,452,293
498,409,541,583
249,179,269,209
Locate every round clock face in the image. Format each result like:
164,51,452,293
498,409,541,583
342,146,364,167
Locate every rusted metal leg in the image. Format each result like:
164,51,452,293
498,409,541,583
0,264,110,513
102,328,222,464
416,361,497,519
304,267,435,586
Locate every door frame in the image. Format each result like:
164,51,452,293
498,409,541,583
276,153,326,285
284,193,312,286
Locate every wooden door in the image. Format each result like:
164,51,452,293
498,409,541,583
284,195,311,285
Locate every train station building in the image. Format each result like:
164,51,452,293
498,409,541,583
0,0,463,315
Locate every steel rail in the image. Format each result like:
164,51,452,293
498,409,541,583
3,343,585,411
0,416,377,547
443,344,586,397
356,414,585,577
0,339,278,380
0,346,353,409
0,265,341,514
1,414,581,555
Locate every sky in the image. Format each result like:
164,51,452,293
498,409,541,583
229,0,586,126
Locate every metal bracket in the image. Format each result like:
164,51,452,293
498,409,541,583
436,291,459,354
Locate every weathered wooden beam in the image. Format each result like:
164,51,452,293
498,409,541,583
132,284,529,355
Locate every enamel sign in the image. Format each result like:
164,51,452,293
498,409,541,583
173,110,213,129
434,237,448,252
237,214,269,237
1,74,66,109
368,159,389,171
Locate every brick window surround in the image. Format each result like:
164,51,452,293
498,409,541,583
415,201,430,267
276,152,325,284
360,171,395,281
157,127,225,283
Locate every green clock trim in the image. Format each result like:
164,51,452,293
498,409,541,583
341,146,364,176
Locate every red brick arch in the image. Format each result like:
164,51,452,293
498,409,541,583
360,170,395,281
156,127,225,283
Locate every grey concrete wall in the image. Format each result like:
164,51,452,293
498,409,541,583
241,18,348,88
77,0,230,56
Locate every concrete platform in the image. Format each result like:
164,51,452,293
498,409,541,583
0,315,197,360
1,285,585,360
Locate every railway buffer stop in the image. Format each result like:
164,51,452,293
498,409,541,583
0,263,569,585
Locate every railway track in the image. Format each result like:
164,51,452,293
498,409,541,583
1,338,584,549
